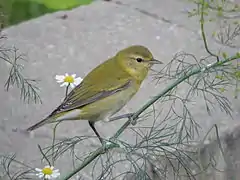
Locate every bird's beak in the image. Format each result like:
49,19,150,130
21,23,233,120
149,59,163,64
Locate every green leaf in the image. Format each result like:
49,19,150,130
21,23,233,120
217,6,223,16
222,52,227,59
234,71,240,80
209,18,215,22
236,52,240,58
212,31,216,37
219,88,225,92
234,4,239,9
32,0,93,10
8,0,54,26
215,75,224,80
233,21,239,25
204,2,209,8
28,0,42,3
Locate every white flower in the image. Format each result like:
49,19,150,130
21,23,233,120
55,73,83,88
35,165,60,179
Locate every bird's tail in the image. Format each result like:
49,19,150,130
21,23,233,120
26,117,54,131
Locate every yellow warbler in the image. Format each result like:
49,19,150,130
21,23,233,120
26,45,162,142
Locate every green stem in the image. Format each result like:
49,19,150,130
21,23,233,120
65,83,70,97
234,60,239,99
61,143,119,179
61,55,239,180
52,122,61,165
51,83,70,164
200,0,219,62
37,145,51,166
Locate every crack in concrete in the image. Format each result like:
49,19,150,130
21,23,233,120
111,0,240,48
112,0,201,38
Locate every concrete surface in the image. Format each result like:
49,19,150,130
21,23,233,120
0,0,240,179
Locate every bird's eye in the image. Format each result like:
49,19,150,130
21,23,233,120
136,58,143,62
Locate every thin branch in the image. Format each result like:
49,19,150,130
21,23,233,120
1,45,41,103
200,0,220,62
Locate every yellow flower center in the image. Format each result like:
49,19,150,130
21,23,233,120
64,76,74,83
42,167,53,175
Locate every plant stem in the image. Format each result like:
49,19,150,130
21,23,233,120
52,122,61,165
200,0,219,62
61,143,119,180
65,83,70,97
37,145,51,167
234,60,239,99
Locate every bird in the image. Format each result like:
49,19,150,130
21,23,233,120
26,45,163,143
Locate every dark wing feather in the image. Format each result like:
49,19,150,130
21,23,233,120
49,80,132,116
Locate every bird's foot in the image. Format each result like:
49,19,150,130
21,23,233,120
109,113,134,122
108,137,117,144
105,137,125,149
99,138,118,153
108,113,137,125
129,115,137,126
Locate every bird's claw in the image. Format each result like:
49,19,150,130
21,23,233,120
129,115,137,125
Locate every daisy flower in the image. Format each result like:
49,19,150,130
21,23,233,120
35,165,60,179
55,73,83,88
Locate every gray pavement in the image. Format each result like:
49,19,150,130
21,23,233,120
0,0,240,179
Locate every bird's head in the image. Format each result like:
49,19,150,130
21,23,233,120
116,45,163,81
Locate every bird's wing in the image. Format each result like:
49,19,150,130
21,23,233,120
50,80,132,116
49,59,133,117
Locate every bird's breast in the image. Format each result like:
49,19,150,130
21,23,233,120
80,83,139,122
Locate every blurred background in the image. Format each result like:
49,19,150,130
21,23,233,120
0,0,94,28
